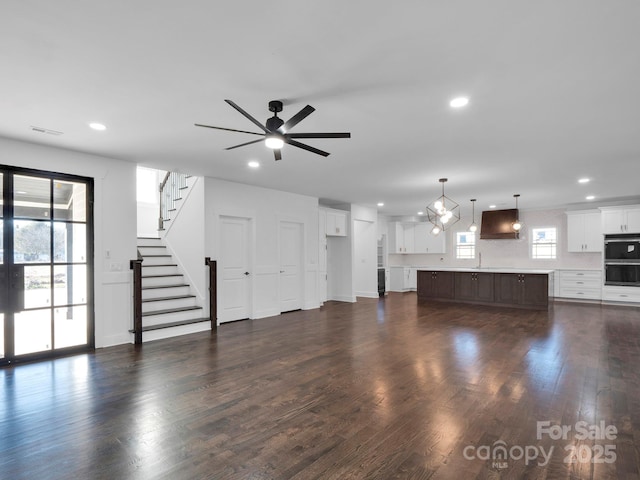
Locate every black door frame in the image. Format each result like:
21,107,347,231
1,164,94,366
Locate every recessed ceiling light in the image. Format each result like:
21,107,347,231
417,211,424,215
586,195,595,200
489,204,497,209
377,202,384,207
89,122,106,131
450,97,469,108
578,178,590,184
248,161,260,168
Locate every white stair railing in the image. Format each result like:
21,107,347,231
158,172,189,230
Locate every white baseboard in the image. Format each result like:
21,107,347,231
356,291,380,299
329,294,356,303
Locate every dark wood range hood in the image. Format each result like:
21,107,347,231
480,208,520,239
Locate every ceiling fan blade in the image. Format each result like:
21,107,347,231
286,132,351,139
287,139,330,157
225,99,269,134
274,149,282,161
277,105,315,133
195,123,264,136
225,138,264,150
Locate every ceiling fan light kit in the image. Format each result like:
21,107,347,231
195,99,350,161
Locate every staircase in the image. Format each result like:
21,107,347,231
132,236,210,341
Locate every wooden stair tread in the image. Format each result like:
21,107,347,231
142,264,178,267
142,283,190,290
142,295,196,303
142,273,183,278
129,317,211,333
142,306,202,317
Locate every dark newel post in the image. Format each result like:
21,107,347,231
205,257,217,331
130,259,143,344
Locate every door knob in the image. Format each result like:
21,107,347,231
244,272,250,276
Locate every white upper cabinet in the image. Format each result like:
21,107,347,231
325,209,348,236
389,222,446,254
388,223,402,253
413,223,446,254
566,211,602,252
403,223,415,253
601,206,640,234
389,222,412,253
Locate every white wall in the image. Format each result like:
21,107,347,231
386,208,602,270
204,177,319,319
136,166,161,237
0,137,137,348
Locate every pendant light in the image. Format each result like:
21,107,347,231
512,194,523,232
427,178,460,235
468,199,478,233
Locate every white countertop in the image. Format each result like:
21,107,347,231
413,267,555,274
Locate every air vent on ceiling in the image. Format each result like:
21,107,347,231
31,126,63,136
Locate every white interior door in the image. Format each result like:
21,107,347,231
220,216,251,322
279,221,303,313
354,219,377,297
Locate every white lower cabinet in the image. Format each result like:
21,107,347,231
389,266,418,292
558,270,602,300
409,268,417,290
602,286,640,304
390,267,410,292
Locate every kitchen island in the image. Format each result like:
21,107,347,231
417,268,553,310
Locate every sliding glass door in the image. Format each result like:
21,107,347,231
1,166,93,364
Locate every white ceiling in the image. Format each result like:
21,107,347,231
2,1,639,218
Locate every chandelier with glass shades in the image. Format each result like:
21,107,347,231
426,178,460,235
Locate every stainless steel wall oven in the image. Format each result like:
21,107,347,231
605,234,640,286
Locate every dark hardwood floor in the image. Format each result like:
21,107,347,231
2,293,640,479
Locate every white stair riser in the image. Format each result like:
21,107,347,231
143,308,204,326
142,265,180,276
141,275,184,287
142,297,198,313
137,238,163,247
138,246,167,256
140,256,173,266
142,286,191,299
139,321,211,343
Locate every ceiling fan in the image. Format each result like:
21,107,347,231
195,100,350,161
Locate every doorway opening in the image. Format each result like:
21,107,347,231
1,165,94,365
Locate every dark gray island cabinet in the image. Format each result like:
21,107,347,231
417,269,550,310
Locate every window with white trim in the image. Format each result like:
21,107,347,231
456,231,476,259
531,227,557,259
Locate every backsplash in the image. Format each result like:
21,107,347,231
387,208,602,270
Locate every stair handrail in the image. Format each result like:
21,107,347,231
159,171,189,231
129,258,144,344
